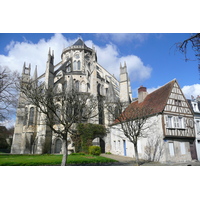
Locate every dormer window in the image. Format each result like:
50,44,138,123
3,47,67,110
192,102,199,112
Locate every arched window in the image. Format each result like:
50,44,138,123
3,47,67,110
77,60,81,70
73,61,77,71
29,107,34,125
75,81,79,91
23,107,28,126
97,84,101,95
55,105,61,124
80,81,86,92
66,66,71,72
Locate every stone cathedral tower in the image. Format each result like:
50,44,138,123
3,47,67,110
11,38,133,154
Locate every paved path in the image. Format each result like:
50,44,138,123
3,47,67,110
100,153,200,166
100,153,139,166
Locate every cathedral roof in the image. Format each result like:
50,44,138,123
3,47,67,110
62,38,92,58
72,38,88,48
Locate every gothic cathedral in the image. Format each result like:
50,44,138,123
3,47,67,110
11,39,132,154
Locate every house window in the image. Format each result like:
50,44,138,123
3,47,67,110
194,103,197,111
180,142,186,154
169,142,175,156
114,140,116,151
175,100,181,106
175,116,185,129
118,140,121,150
166,116,185,129
166,116,173,128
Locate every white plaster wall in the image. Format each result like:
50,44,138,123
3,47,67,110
110,114,193,162
110,115,164,160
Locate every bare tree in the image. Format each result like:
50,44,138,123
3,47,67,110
0,66,19,121
20,80,99,166
144,134,164,162
176,33,200,73
106,100,153,165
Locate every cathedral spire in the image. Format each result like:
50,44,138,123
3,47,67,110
47,47,54,65
23,62,26,74
32,65,38,88
33,65,38,81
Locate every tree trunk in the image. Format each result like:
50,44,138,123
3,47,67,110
61,138,68,166
134,143,139,165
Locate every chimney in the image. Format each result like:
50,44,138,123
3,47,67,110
138,86,148,103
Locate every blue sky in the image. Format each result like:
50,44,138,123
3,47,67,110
0,33,199,99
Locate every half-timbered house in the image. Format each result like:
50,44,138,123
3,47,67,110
110,79,196,162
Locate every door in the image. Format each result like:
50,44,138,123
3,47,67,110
100,138,105,153
123,140,127,156
189,140,197,160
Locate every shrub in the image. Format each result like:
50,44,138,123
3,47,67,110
89,146,101,156
75,123,107,153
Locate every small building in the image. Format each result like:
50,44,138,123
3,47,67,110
188,97,200,160
110,79,196,163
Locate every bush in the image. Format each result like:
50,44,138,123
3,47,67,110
89,146,101,156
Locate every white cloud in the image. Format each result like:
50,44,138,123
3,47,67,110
0,34,152,82
86,40,152,81
182,84,200,99
0,33,75,76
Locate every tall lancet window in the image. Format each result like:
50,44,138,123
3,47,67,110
75,81,79,91
73,61,77,71
77,60,81,70
23,107,28,126
29,107,35,125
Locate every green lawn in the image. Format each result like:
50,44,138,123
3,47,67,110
0,154,117,166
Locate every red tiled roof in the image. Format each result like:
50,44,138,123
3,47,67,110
114,79,176,123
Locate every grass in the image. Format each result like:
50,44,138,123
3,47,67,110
0,154,117,166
